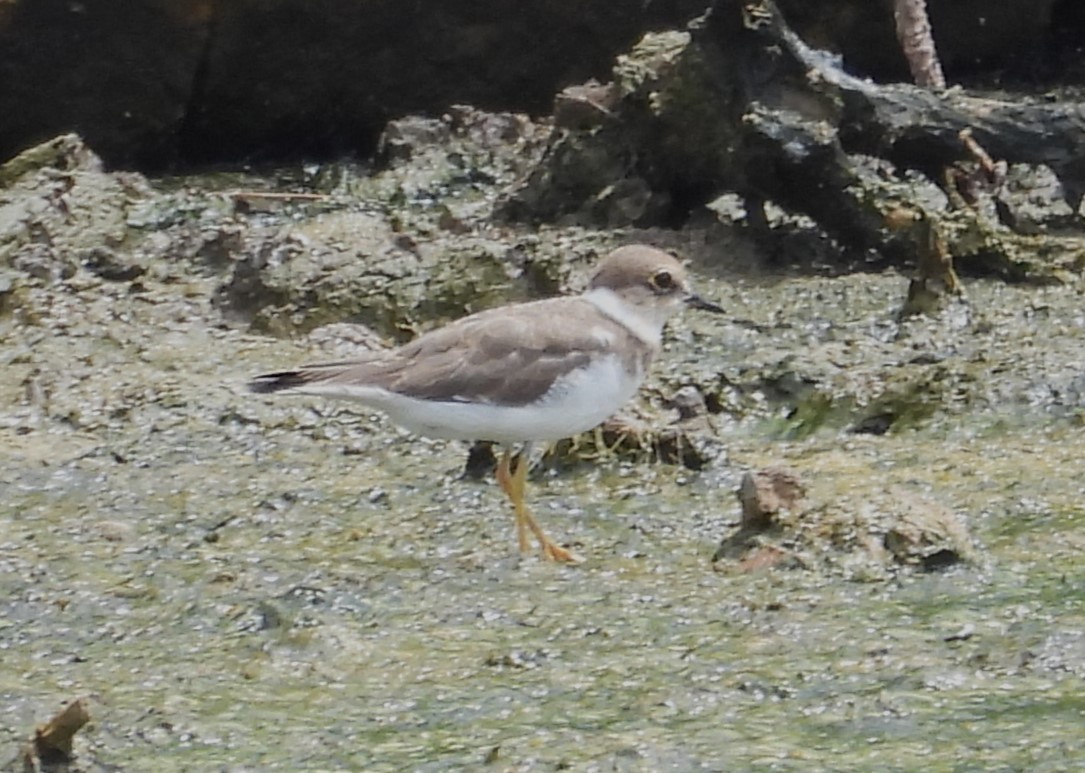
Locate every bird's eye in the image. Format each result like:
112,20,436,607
651,270,675,292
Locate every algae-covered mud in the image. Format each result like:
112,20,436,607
4,129,1085,770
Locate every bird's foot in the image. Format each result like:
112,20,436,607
538,538,583,564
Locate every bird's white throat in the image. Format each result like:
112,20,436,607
583,287,666,346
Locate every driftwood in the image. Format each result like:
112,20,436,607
15,698,90,772
706,0,1085,278
718,0,1085,202
504,0,1085,281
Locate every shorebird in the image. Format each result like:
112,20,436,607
249,244,722,561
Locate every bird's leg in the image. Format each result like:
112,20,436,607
497,446,581,563
495,449,530,553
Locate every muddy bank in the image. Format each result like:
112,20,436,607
3,120,1085,769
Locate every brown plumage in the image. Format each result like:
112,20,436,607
249,294,655,408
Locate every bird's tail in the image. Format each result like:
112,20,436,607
248,359,380,394
247,371,315,394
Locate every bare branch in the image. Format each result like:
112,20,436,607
894,0,946,90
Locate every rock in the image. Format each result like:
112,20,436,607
996,164,1078,235
377,117,452,164
80,246,146,282
715,474,975,575
10,244,75,283
738,466,807,531
499,29,729,226
94,520,135,543
553,79,622,131
882,491,975,570
668,385,709,421
0,135,148,278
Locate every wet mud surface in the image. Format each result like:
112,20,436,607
3,128,1085,769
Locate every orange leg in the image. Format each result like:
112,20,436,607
495,449,530,553
495,447,581,563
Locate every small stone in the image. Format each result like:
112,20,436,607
95,520,133,542
738,466,806,531
553,79,621,131
883,491,974,570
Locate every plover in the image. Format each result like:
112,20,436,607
249,244,723,562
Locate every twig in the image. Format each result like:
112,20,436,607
945,129,1007,209
228,190,329,201
959,128,1006,184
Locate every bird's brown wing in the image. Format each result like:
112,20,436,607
284,297,640,407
